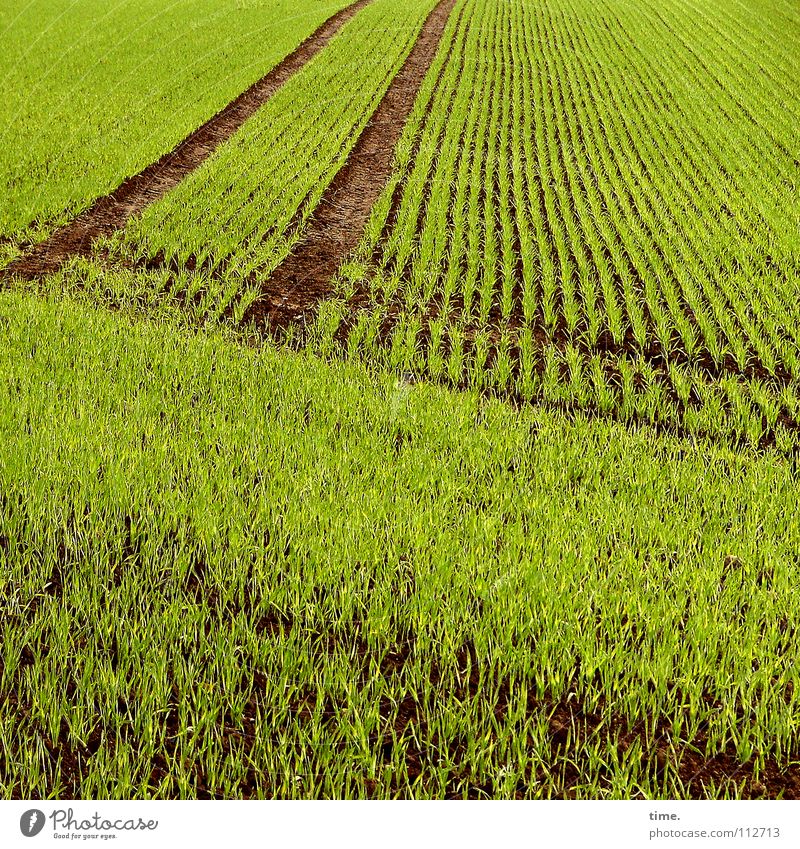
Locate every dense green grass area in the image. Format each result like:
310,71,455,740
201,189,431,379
2,0,799,802
0,0,352,248
1,292,798,799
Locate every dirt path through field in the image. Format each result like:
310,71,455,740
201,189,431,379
2,0,372,281
245,0,459,331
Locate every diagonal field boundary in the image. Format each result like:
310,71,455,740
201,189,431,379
2,0,373,281
244,0,459,331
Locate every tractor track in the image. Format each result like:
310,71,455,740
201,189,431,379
1,0,373,282
244,0,460,331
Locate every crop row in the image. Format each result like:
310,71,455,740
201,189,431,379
307,0,799,450
119,0,439,285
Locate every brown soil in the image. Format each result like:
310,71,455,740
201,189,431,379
538,695,800,800
244,0,459,331
1,0,372,282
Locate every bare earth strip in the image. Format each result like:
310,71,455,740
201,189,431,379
1,0,372,282
245,0,459,331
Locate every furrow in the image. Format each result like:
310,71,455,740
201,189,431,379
243,0,459,331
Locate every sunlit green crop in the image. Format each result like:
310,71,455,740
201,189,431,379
2,0,799,802
1,292,799,799
313,0,800,450
120,0,437,283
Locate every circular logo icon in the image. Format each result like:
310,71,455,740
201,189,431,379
20,810,46,837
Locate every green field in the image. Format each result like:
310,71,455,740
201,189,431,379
2,293,799,799
1,0,799,800
317,0,800,450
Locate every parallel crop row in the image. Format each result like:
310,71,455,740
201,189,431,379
310,0,800,451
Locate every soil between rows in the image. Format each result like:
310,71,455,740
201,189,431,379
1,0,373,282
244,0,460,331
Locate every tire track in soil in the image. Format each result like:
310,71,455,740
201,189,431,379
244,0,460,332
1,0,373,282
